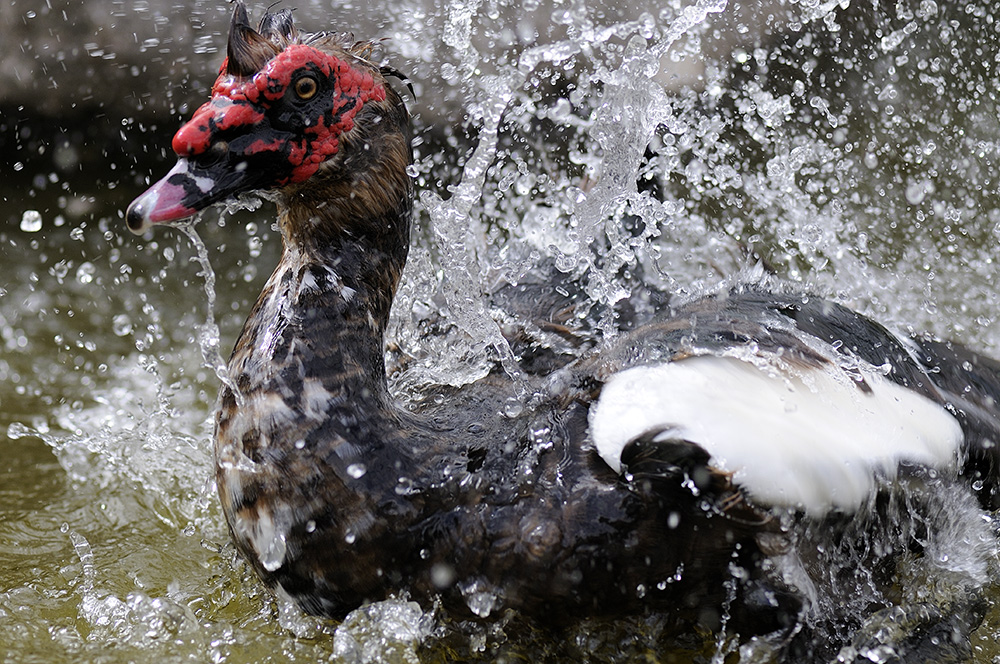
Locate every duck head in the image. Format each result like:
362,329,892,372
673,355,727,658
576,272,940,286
126,1,412,240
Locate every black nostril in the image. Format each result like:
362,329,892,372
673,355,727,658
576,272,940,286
197,141,230,168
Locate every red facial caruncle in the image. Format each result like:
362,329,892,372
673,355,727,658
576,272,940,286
126,40,388,234
172,43,386,185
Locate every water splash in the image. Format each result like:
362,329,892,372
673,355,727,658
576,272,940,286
9,358,217,530
68,527,96,592
20,209,43,232
396,0,737,385
420,113,526,383
177,221,241,403
332,599,434,664
460,578,500,618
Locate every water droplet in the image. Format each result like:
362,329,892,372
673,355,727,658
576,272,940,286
111,314,132,337
460,579,498,618
76,262,96,284
856,231,869,254
431,563,456,588
20,210,42,232
259,532,287,572
905,179,934,205
503,397,523,418
395,476,418,495
548,98,572,121
49,260,72,283
6,422,31,440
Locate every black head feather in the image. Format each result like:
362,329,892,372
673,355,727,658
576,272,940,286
226,0,280,77
257,6,298,43
380,65,416,99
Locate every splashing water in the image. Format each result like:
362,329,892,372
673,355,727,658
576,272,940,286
418,73,524,382
177,221,241,403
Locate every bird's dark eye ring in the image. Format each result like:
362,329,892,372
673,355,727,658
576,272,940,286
294,75,319,101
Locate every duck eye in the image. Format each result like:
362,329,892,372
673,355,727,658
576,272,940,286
294,75,319,101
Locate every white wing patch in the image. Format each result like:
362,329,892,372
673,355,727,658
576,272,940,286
589,355,963,515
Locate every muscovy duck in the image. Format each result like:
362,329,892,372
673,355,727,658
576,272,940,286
126,2,1000,658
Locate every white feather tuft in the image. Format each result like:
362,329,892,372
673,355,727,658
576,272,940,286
589,355,963,515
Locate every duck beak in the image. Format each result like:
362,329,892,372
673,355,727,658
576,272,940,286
126,159,201,233
125,153,260,234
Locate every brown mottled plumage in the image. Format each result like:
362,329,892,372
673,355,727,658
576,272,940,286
125,3,1000,660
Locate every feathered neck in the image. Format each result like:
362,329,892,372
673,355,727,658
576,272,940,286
271,82,414,334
